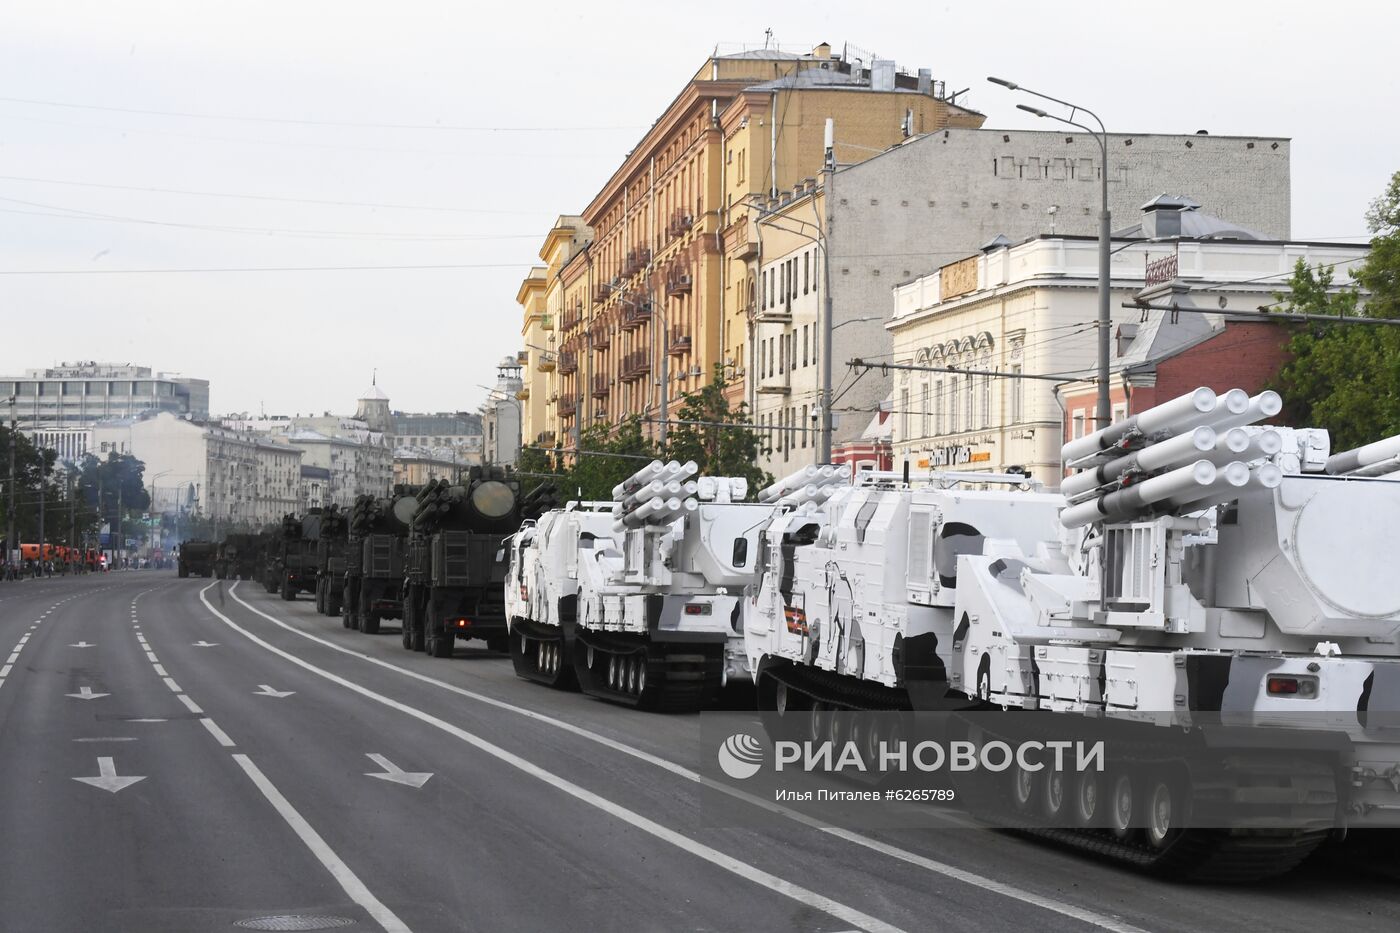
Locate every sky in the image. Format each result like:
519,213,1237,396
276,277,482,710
1,0,1395,418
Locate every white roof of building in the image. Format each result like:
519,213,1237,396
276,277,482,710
359,384,389,401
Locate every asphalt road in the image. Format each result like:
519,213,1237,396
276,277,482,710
1,570,1398,933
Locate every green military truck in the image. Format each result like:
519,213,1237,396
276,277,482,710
342,488,420,635
177,540,218,578
314,506,348,616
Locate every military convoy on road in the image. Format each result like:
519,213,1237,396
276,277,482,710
175,390,1400,881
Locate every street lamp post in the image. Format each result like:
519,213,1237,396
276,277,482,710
988,77,1112,429
4,394,15,571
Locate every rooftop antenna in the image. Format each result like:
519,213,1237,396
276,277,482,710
764,27,773,49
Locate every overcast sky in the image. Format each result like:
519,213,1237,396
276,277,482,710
2,0,1395,417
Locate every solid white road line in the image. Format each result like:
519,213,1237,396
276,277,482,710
203,584,904,933
232,753,411,933
176,694,204,715
200,717,237,748
223,583,1148,933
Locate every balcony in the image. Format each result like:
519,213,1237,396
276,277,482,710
667,209,695,240
620,350,652,383
756,296,793,324
516,386,531,401
724,220,759,260
536,431,557,447
593,283,613,304
539,314,554,331
558,395,578,418
758,369,791,394
665,267,694,296
536,353,556,373
590,323,611,348
668,329,692,356
557,351,578,375
621,247,651,278
620,301,653,331
591,375,611,398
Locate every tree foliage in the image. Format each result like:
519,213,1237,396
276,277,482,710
663,365,772,494
1272,171,1400,450
0,425,106,552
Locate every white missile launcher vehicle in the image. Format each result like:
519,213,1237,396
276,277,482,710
507,460,778,711
745,387,1400,878
504,501,616,688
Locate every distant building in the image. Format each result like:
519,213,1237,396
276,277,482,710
2,361,209,462
221,381,395,505
89,412,301,530
885,199,1368,486
480,358,523,466
393,450,466,486
391,410,482,458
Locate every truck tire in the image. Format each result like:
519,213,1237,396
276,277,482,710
429,629,453,658
401,597,415,650
178,566,189,579
361,609,381,635
281,579,295,601
327,589,341,617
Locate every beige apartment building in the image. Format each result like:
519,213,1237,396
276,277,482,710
517,43,983,451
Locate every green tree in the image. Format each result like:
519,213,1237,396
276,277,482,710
514,444,561,495
564,416,658,501
1273,171,1400,449
663,365,772,497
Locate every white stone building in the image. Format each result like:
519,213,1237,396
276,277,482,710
89,412,302,529
885,201,1369,486
480,358,524,466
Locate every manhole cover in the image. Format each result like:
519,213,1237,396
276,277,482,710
234,917,357,931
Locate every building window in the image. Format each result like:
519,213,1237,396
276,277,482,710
965,375,974,431
1010,366,1024,424
949,379,960,434
920,382,929,438
1072,409,1085,440
934,379,944,435
1113,403,1127,424
803,252,810,294
900,387,910,440
800,405,808,447
802,325,809,366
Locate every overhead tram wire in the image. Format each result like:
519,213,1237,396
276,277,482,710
0,94,643,132
0,172,565,215
0,261,537,276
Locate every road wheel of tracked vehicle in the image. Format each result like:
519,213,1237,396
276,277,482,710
808,701,831,745
1109,772,1136,840
1072,770,1102,827
1145,777,1184,851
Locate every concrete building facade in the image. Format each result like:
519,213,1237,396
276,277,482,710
745,126,1294,479
480,358,523,466
90,412,302,529
884,206,1367,486
3,361,210,462
518,43,984,453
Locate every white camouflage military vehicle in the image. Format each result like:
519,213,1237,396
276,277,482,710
744,387,1400,878
506,460,778,711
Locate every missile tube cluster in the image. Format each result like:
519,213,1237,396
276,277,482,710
757,464,847,510
611,460,700,533
1060,387,1286,529
1326,433,1400,478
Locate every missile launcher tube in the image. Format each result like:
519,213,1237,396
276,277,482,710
1061,426,1217,500
1062,387,1217,463
1212,390,1283,432
1060,460,1218,528
1325,432,1400,475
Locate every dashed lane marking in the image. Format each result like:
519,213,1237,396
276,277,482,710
222,582,1149,933
203,583,906,933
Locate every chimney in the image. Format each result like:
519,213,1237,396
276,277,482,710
917,68,932,95
812,42,831,60
871,59,896,91
1139,195,1200,239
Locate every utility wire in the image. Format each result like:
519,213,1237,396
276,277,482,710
0,262,536,275
0,94,642,132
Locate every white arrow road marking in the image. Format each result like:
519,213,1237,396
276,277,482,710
69,642,95,648
253,684,295,698
73,757,145,793
66,686,109,700
191,641,219,647
364,753,433,788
